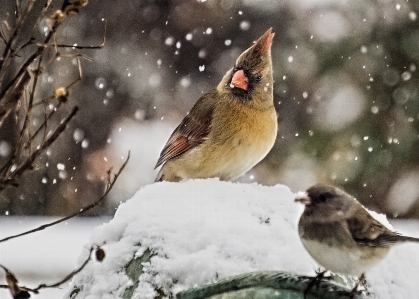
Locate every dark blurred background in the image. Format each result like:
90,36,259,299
1,0,419,218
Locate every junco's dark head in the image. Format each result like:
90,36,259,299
295,183,358,223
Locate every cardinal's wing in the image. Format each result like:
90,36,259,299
154,89,217,168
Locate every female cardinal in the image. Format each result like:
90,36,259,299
155,28,277,182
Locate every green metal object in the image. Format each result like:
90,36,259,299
176,271,369,299
67,250,371,299
122,249,154,299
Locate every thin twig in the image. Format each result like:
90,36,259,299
0,151,130,243
0,0,88,97
0,70,31,125
30,100,63,143
9,36,34,57
33,246,94,292
0,47,42,100
30,57,82,142
0,0,35,70
56,43,104,50
48,19,107,50
29,0,53,40
0,246,95,294
0,24,8,44
0,70,32,185
4,106,79,184
0,106,79,190
0,264,30,298
16,54,43,151
15,0,22,19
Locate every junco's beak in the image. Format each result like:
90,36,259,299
295,192,311,205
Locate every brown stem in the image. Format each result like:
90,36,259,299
0,47,42,101
0,151,130,243
0,0,35,70
33,246,95,292
0,106,79,191
0,246,95,294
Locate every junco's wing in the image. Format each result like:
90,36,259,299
347,206,405,247
155,90,216,168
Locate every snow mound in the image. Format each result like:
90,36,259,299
65,180,419,299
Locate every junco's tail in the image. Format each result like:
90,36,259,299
357,234,419,246
397,235,419,243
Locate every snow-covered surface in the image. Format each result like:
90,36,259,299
65,180,419,299
0,216,111,299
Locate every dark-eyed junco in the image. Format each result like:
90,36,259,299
295,183,419,294
155,28,277,182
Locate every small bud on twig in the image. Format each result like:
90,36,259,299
95,247,106,262
54,87,68,102
74,0,89,8
51,10,66,24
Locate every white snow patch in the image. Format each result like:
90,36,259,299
65,180,419,299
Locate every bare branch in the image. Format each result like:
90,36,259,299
28,0,53,41
0,264,30,298
0,47,42,101
0,0,88,92
0,0,35,70
0,70,31,126
0,70,31,184
30,57,82,142
0,56,45,183
4,106,79,186
0,51,76,182
0,106,79,191
0,152,130,243
0,23,8,44
32,246,94,292
15,1,22,19
0,245,95,295
47,19,107,50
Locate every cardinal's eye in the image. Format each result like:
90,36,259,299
255,75,263,82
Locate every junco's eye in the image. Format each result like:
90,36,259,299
319,192,334,202
255,75,263,82
319,195,327,202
